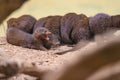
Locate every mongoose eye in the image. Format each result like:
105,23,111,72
44,30,47,33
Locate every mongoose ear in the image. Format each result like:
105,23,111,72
33,31,40,40
12,21,18,27
7,18,17,27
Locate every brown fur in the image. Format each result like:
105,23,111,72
7,15,37,33
111,15,120,28
89,13,112,35
55,14,92,54
45,16,62,42
71,14,92,43
33,27,58,49
33,16,52,32
33,16,61,46
7,27,55,50
60,13,80,44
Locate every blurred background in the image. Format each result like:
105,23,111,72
0,0,120,36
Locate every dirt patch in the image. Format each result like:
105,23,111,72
0,37,95,80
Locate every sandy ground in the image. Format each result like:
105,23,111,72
1,36,120,80
0,37,96,80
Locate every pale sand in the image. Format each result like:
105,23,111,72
0,37,95,80
1,37,120,80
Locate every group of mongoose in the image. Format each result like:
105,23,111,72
6,13,120,54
